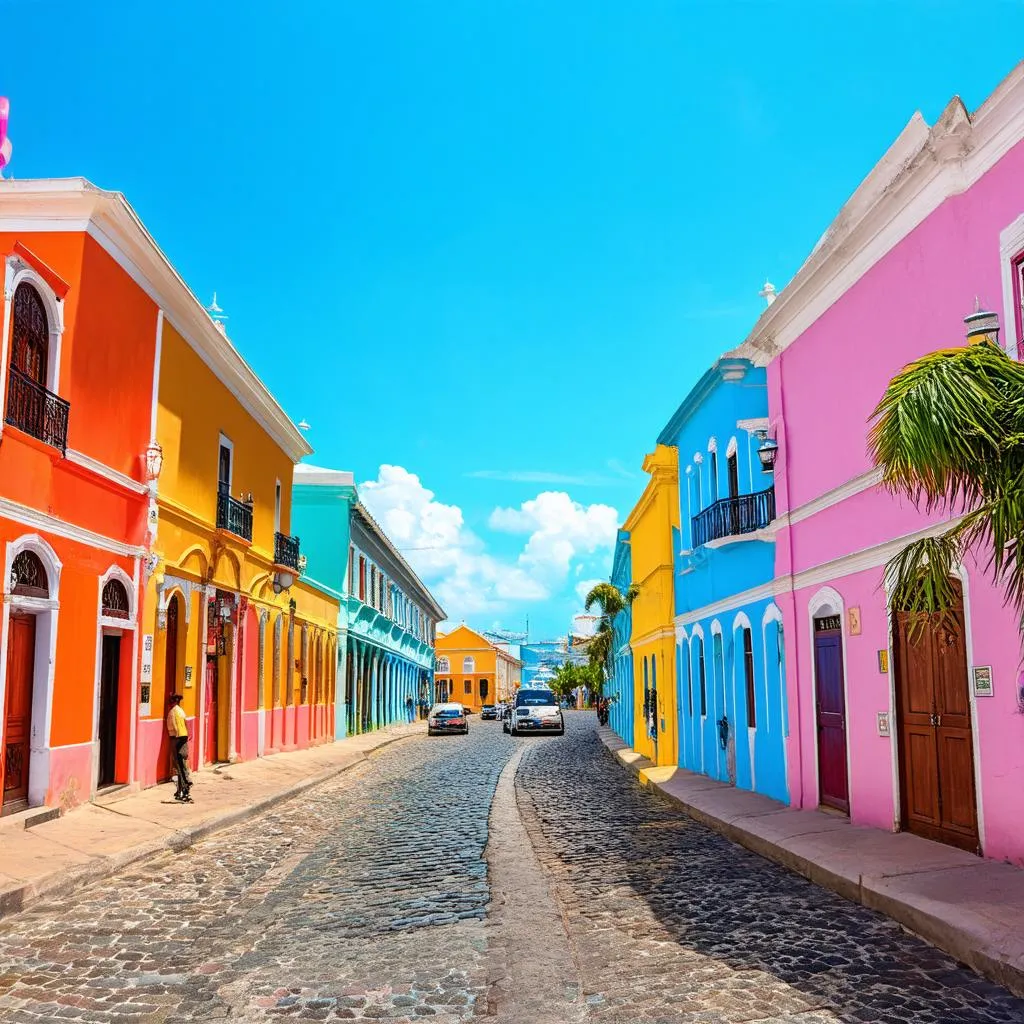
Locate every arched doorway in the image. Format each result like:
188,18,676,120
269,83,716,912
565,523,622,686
811,597,849,814
159,594,182,782
97,578,131,787
893,580,979,852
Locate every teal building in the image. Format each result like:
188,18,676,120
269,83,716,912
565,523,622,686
293,465,446,737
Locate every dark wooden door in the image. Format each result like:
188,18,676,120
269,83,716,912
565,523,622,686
160,596,179,781
2,613,36,812
218,444,231,494
814,624,849,813
98,634,121,787
894,600,979,851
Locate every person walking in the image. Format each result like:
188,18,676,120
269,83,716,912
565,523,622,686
405,694,415,723
166,693,193,803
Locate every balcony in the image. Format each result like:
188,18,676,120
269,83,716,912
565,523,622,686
692,486,775,547
274,530,301,571
4,366,69,454
216,487,253,542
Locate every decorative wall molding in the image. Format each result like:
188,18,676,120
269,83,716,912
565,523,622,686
0,495,145,559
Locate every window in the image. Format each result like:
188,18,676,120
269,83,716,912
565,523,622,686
727,451,739,499
437,656,450,673
274,480,282,534
463,656,475,673
743,627,756,728
480,678,489,700
686,647,693,717
359,557,366,601
11,283,48,385
10,550,48,598
101,578,130,619
464,679,472,695
217,436,232,495
349,547,356,596
710,451,718,502
697,638,707,716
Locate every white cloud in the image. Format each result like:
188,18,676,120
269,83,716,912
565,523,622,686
575,578,604,604
357,465,551,622
489,491,619,581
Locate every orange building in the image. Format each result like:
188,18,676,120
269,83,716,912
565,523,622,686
434,625,521,711
0,191,158,815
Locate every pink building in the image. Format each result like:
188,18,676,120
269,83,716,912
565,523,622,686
740,64,1024,863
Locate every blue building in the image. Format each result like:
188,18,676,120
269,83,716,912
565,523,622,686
607,529,635,746
292,465,446,738
657,356,788,803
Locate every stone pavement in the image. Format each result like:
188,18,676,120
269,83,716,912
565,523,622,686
1,714,1023,1023
597,723,1024,1001
0,721,423,921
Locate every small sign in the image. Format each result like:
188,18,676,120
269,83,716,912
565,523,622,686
877,711,890,737
973,665,994,697
814,615,841,632
185,665,194,688
877,650,889,674
141,634,154,683
140,684,151,706
848,607,862,636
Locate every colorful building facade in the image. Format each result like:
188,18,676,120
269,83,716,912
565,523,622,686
0,187,156,813
435,625,521,712
606,530,635,746
741,67,1024,861
621,445,679,766
293,465,445,737
659,357,788,803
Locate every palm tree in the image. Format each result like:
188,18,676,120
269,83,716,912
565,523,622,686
868,339,1024,630
584,581,640,676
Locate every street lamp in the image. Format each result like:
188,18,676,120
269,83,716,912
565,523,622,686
755,431,778,473
144,441,164,482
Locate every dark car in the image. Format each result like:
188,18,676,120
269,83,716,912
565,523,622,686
509,688,564,737
427,703,469,736
480,704,498,720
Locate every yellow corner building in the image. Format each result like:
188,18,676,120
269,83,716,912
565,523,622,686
434,625,521,711
622,444,679,766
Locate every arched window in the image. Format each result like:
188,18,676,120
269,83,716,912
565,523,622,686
463,656,475,673
697,637,707,716
10,550,49,598
11,283,49,385
436,656,450,673
272,614,283,705
101,579,130,619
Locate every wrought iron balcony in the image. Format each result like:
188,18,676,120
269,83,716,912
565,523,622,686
216,487,254,542
274,531,301,571
4,366,69,454
692,486,775,547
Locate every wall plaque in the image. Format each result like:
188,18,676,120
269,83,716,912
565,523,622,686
972,665,994,697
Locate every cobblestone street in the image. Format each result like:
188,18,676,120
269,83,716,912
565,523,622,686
1,715,1023,1024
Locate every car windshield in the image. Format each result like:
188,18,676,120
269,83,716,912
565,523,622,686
482,705,495,710
435,708,463,718
516,690,556,707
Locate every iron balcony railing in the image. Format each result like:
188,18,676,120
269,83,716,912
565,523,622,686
274,531,301,570
216,487,254,542
4,366,70,454
692,486,775,547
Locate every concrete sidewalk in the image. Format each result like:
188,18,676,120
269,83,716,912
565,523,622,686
0,722,423,920
598,725,1024,998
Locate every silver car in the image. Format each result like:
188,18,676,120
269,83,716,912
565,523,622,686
508,688,564,737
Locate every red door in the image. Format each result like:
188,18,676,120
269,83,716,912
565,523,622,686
814,619,849,813
3,613,36,813
894,597,979,852
204,658,218,765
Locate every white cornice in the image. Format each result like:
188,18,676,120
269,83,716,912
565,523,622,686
734,63,1024,366
0,179,313,463
293,463,355,488
0,494,146,558
781,466,885,528
66,448,148,495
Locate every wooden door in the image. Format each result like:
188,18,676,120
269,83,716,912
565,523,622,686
204,658,218,765
97,634,121,787
2,613,36,812
894,600,979,851
814,621,849,813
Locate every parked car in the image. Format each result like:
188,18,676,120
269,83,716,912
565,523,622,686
480,704,498,720
509,688,564,737
427,703,469,736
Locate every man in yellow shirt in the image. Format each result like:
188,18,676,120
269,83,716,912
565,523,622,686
166,693,193,803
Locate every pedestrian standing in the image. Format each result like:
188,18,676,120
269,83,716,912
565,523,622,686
166,693,193,803
405,694,415,723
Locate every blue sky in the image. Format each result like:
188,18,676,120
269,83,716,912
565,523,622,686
3,1,1023,637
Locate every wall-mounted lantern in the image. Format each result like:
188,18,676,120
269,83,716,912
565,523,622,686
272,570,296,595
755,430,778,473
964,303,1000,345
145,441,164,482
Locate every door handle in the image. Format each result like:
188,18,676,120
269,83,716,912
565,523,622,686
929,712,941,727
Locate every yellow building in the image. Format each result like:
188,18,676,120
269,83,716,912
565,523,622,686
137,292,339,784
434,625,521,711
623,444,679,766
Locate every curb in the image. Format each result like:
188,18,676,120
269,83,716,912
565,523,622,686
0,728,417,921
596,728,1024,999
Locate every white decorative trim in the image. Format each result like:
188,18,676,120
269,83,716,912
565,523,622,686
98,564,137,627
999,211,1024,359
782,467,885,528
66,449,147,495
731,609,752,633
707,436,717,453
149,309,164,441
704,528,775,550
737,417,769,434
734,66,1024,367
0,494,146,558
726,436,738,459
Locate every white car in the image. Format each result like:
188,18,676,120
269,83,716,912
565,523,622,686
427,702,469,736
509,689,564,737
